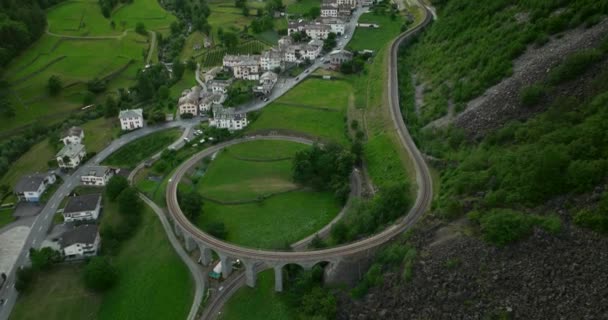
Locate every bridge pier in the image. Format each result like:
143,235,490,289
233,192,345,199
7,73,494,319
173,223,182,238
220,255,233,278
198,245,213,266
184,235,196,252
274,266,283,292
244,262,257,288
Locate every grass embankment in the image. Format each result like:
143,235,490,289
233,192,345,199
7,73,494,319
102,128,181,168
346,12,415,189
284,0,319,15
81,117,120,153
0,140,55,189
189,140,341,249
1,0,176,136
219,270,295,320
11,201,192,320
247,78,352,144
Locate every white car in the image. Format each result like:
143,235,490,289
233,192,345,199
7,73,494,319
344,35,348,39
199,138,206,143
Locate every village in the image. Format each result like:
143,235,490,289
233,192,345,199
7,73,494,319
176,0,368,131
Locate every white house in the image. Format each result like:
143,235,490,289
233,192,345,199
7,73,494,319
61,127,84,145
119,109,144,131
178,86,201,116
209,80,232,94
14,172,57,202
329,49,354,65
62,193,102,222
210,105,248,131
305,23,331,40
80,166,115,186
261,49,283,71
56,143,86,169
337,0,357,8
255,71,278,94
59,225,100,261
321,3,338,17
319,17,346,35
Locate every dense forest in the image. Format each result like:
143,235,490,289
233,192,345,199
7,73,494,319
0,0,64,67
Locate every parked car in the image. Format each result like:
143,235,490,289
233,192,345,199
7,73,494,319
263,97,269,102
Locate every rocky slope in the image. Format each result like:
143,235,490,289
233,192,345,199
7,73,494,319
337,218,608,319
453,18,608,139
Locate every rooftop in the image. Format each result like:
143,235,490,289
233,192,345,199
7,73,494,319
119,108,143,119
82,166,112,178
59,225,98,248
63,126,83,138
56,143,85,158
64,193,102,214
14,172,54,193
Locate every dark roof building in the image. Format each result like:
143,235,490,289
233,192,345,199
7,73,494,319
64,194,102,214
59,224,99,248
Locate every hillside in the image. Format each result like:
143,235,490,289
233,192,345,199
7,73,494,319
338,0,608,317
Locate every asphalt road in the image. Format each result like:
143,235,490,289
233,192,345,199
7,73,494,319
0,119,199,320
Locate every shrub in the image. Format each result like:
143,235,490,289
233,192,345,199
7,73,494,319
83,257,118,292
474,209,563,247
548,49,603,85
519,84,546,107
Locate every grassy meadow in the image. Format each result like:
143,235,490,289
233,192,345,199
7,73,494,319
188,140,340,249
102,128,181,168
247,78,351,144
219,270,295,320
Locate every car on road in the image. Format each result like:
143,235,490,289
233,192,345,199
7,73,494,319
344,35,348,39
263,97,269,102
184,137,190,142
295,77,300,81
320,57,325,61
305,69,310,73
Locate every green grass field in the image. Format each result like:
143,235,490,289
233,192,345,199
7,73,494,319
181,31,207,59
190,140,340,249
48,0,175,36
10,265,102,320
11,203,193,320
347,13,403,52
97,206,193,319
0,140,55,190
0,208,16,229
199,191,340,249
285,0,319,15
219,270,295,320
102,128,181,168
81,117,120,153
196,141,307,201
247,79,351,143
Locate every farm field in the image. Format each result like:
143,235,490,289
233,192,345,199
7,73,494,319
190,140,340,249
181,31,208,59
276,78,352,110
208,0,255,40
0,140,55,190
219,270,296,320
347,13,403,52
196,140,308,201
285,0,320,15
0,0,175,136
247,78,351,144
10,265,101,320
47,0,175,37
102,128,181,168
198,191,340,249
97,206,193,320
11,202,193,320
81,117,120,153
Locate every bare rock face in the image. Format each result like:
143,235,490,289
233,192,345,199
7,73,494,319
337,223,608,320
453,18,608,140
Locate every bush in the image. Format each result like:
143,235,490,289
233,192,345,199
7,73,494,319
548,49,603,85
83,257,118,292
473,209,562,247
207,222,227,239
519,84,545,107
15,267,35,293
106,175,129,201
47,75,62,96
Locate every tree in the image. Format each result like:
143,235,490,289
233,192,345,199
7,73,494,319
157,85,170,100
135,22,147,35
30,247,60,271
15,267,35,293
187,58,197,71
0,97,15,117
83,257,118,292
104,95,119,118
172,59,185,80
222,32,238,50
322,32,337,52
307,7,321,19
117,187,143,216
207,222,227,239
106,175,129,201
48,75,62,96
180,190,202,220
